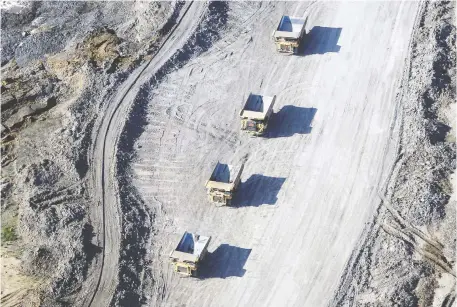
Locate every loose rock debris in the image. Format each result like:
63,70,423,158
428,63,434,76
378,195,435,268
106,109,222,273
1,1,455,307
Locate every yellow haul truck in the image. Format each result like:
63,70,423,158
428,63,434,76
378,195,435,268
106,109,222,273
169,232,211,277
205,161,244,206
240,93,276,136
273,16,306,54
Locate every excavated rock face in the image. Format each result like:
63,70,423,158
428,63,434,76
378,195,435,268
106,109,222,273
1,1,174,305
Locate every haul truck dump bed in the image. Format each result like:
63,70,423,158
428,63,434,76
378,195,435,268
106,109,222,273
169,232,211,277
205,162,244,206
240,93,276,136
273,16,306,54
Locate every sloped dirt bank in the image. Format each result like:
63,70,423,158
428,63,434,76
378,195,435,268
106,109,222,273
114,3,229,305
1,1,176,305
332,1,456,306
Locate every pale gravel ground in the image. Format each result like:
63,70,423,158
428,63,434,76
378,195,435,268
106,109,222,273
332,1,456,306
124,1,421,306
3,1,454,306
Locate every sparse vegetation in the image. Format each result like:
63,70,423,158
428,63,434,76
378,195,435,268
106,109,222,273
440,178,453,196
2,225,17,243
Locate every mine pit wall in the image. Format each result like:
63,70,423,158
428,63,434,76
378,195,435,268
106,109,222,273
1,2,177,306
332,1,456,306
114,2,229,306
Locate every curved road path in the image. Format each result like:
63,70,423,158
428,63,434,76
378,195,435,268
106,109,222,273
83,2,207,306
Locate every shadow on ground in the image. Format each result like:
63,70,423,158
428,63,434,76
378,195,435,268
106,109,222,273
266,106,317,138
235,174,286,207
199,244,252,279
298,26,342,55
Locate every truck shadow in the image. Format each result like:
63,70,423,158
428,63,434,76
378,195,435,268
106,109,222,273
266,106,317,138
299,26,342,55
235,174,286,207
199,244,252,279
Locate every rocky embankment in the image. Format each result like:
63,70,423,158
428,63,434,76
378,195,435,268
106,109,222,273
333,1,456,306
1,1,176,305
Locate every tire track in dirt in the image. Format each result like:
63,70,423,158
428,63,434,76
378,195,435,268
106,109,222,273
114,2,234,305
130,2,422,306
84,2,206,306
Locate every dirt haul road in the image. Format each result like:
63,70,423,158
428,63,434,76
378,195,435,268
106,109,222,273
83,2,208,306
123,1,421,307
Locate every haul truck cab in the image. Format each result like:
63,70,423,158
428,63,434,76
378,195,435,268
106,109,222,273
169,232,211,277
273,16,306,54
240,93,276,136
205,161,244,206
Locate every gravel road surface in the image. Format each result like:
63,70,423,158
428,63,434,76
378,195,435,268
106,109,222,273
6,1,453,306
83,3,207,306
123,1,421,306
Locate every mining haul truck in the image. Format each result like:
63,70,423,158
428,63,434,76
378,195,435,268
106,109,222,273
205,161,244,206
273,16,306,54
240,93,276,136
169,232,211,277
